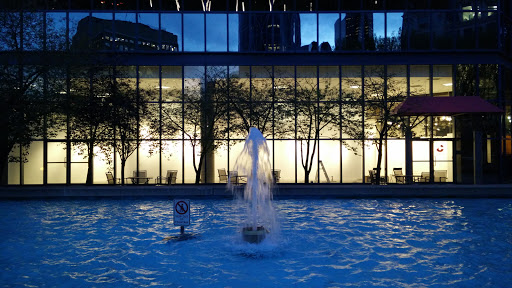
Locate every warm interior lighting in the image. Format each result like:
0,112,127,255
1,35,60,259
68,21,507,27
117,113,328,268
156,86,171,89
443,83,452,86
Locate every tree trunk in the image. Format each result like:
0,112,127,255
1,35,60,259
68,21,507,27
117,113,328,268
195,154,204,184
376,137,384,185
120,158,126,185
86,144,94,185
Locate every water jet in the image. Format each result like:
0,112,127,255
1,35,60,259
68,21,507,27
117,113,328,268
230,127,277,244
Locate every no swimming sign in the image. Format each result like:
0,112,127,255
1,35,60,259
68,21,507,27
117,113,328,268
173,199,190,226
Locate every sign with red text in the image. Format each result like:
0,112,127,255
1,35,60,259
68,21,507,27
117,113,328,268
173,199,190,226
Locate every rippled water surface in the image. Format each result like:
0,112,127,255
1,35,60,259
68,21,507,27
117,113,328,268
1,198,512,287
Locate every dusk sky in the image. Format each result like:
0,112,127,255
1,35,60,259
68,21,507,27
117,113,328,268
62,12,404,52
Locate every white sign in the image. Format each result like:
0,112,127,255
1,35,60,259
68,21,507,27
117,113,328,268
173,199,190,226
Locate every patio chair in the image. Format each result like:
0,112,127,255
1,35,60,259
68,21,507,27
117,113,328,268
229,171,239,185
272,169,281,183
368,169,376,184
434,170,447,182
157,170,177,185
419,172,430,183
133,170,149,184
393,168,405,184
218,168,228,183
105,172,119,184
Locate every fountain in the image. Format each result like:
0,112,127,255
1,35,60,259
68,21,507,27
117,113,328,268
229,127,278,244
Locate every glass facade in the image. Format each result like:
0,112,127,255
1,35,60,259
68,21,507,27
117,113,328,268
1,0,511,185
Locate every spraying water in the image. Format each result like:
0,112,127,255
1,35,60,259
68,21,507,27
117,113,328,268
230,127,279,243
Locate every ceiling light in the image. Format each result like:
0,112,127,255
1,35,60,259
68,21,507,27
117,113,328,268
443,83,453,86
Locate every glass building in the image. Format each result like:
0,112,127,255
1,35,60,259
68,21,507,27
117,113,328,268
1,0,511,185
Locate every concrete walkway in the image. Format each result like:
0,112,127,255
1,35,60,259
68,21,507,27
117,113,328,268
1,184,512,198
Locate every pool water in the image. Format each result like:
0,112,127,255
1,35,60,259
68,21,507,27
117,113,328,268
1,198,512,287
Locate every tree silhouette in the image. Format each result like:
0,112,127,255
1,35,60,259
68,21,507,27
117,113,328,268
68,67,115,185
229,67,294,139
360,66,426,184
294,78,363,183
0,11,62,184
108,73,150,185
159,67,230,184
68,66,150,185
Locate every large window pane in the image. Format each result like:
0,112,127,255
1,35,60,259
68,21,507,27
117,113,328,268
386,13,403,51
162,66,182,102
457,11,476,49
46,12,67,51
456,64,476,96
432,12,455,50
161,13,182,51
161,103,183,139
372,13,384,51
227,66,248,139
24,142,44,184
300,13,317,50
274,140,295,183
137,13,160,52
139,66,160,102
8,146,20,185
433,116,454,138
387,140,405,183
388,65,407,98
69,12,89,51
228,14,239,52
479,64,498,100
318,13,338,52
275,66,295,102
160,140,183,183
320,66,339,95
251,66,273,101
433,140,453,182
318,141,340,182
342,141,362,183
433,65,453,97
48,142,67,184
342,65,362,99
478,12,498,49
410,65,430,96
184,14,205,51
23,12,44,51
206,14,227,51
412,140,430,177
0,13,22,51
138,140,159,184
90,12,113,51
339,13,373,51
402,12,430,50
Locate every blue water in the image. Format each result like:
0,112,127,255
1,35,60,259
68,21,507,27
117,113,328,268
1,198,512,287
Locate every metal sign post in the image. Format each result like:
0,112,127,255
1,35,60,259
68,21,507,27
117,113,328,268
173,199,190,234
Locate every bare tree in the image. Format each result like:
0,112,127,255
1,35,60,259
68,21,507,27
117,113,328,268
293,78,362,183
68,67,115,184
0,11,62,184
362,66,425,184
229,67,294,139
108,74,150,185
159,66,229,184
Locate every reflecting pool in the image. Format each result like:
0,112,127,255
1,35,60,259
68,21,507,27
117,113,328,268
1,198,511,287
